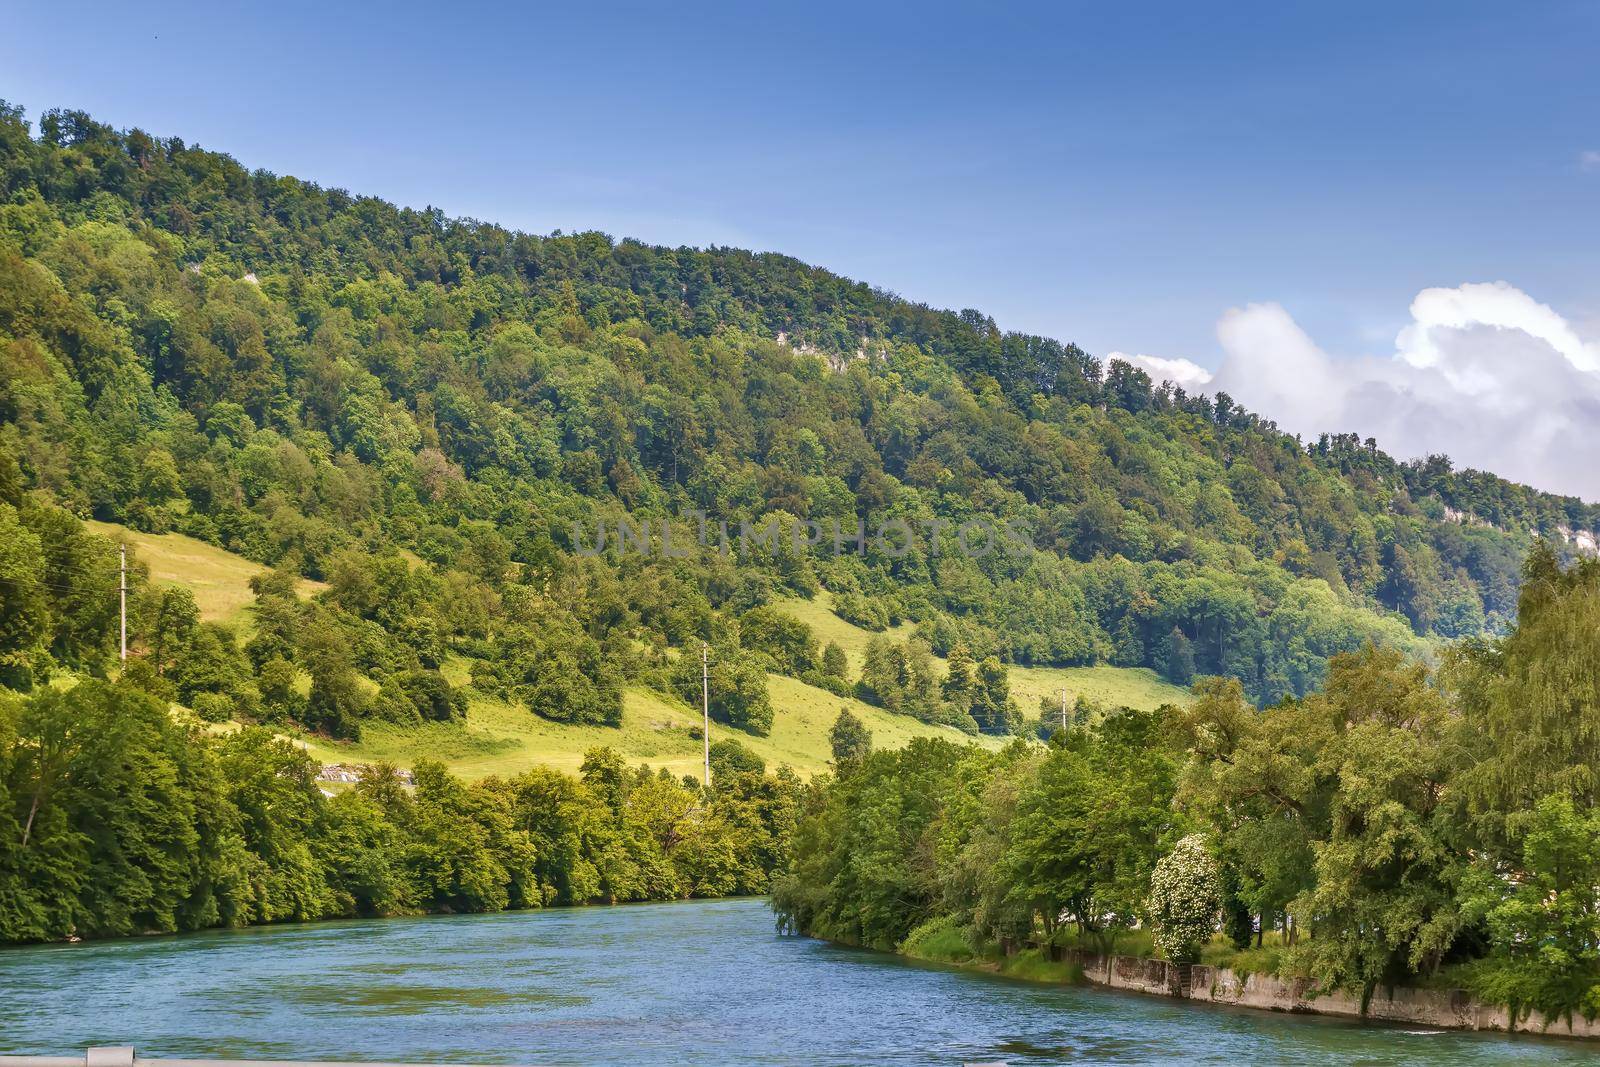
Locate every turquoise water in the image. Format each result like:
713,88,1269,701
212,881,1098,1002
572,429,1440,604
0,898,1591,1065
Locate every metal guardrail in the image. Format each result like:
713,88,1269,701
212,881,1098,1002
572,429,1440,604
0,1052,520,1067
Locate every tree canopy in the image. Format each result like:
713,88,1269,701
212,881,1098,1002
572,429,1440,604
776,550,1600,1021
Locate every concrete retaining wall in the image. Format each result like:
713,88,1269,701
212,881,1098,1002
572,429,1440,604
1065,950,1600,1039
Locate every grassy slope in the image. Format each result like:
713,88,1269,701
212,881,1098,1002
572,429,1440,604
771,592,1190,713
87,520,325,624
1008,663,1187,719
299,674,992,779
773,592,918,675
98,525,1166,778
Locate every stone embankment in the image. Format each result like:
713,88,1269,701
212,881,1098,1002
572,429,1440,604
1067,951,1600,1039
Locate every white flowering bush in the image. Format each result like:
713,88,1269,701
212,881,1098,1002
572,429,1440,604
1148,833,1221,963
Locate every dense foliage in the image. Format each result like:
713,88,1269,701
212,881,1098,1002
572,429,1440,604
0,680,800,944
774,547,1600,1022
2,102,1596,746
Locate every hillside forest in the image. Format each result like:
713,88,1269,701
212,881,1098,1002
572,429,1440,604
2,103,1600,974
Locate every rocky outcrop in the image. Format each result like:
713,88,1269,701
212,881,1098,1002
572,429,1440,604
1557,525,1599,556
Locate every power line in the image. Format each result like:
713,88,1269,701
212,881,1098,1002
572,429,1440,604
21,557,129,580
0,574,114,595
0,558,127,588
0,543,149,593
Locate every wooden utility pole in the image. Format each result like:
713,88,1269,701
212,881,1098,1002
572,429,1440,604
119,543,127,665
701,642,711,787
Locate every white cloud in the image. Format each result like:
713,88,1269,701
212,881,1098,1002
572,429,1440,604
1105,351,1214,391
1398,282,1599,377
1204,282,1600,500
1581,149,1600,172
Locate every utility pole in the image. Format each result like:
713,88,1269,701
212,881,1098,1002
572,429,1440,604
701,642,711,787
119,543,127,666
1059,688,1068,732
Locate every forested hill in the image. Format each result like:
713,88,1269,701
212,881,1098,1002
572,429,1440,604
1,104,1596,729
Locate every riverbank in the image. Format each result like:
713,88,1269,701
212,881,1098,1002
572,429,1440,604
6,899,1592,1065
897,930,1600,1041
1066,949,1600,1039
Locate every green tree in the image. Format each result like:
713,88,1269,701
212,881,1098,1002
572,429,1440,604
1288,647,1466,988
1452,545,1600,829
971,656,1021,736
0,504,49,688
504,625,624,727
709,738,766,779
1004,710,1178,952
859,637,949,727
672,645,773,736
739,606,819,676
828,708,872,770
138,585,200,678
1157,627,1196,686
301,618,370,739
1464,795,1600,1019
821,641,848,680
941,643,977,712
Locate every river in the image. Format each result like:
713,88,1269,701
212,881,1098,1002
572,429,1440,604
0,898,1590,1065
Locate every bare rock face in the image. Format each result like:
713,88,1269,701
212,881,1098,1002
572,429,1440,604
1558,525,1599,555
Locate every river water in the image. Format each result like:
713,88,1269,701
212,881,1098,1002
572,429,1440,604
0,898,1590,1065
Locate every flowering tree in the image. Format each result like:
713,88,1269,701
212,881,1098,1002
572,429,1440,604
1149,833,1222,963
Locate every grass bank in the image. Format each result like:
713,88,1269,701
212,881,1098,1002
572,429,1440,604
897,915,1298,989
898,915,1086,985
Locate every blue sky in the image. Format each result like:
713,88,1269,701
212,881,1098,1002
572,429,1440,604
5,1,1600,494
